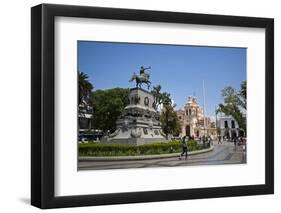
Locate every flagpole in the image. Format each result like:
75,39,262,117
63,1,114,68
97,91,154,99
203,80,206,136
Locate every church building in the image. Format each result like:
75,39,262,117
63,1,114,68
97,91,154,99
176,96,217,138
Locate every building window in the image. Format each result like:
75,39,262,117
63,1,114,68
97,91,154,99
143,128,148,135
231,120,235,128
144,97,149,106
178,116,182,120
79,117,90,130
224,120,228,128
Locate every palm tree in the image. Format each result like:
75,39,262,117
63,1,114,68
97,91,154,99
79,71,93,105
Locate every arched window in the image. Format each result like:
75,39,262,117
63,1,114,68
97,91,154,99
224,120,228,128
231,120,235,128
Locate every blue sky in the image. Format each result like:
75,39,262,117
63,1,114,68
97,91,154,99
78,41,246,117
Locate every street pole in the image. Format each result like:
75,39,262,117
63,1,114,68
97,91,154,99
203,80,206,137
215,105,218,134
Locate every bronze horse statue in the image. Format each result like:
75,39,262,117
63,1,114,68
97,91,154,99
129,72,151,90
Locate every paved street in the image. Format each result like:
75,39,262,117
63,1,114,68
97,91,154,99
78,141,246,170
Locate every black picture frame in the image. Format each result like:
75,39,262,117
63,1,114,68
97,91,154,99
31,3,274,209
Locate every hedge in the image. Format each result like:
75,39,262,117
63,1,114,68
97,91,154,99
79,140,208,157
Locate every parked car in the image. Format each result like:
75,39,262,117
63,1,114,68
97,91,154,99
78,133,104,143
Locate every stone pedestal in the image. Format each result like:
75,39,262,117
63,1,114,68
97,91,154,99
102,88,166,145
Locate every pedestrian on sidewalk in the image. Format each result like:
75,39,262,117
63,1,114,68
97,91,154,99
218,135,222,144
179,136,188,160
203,135,206,148
234,136,237,150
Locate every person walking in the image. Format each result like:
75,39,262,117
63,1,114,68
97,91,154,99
233,136,237,150
179,136,188,160
209,135,213,147
218,135,222,144
202,135,206,148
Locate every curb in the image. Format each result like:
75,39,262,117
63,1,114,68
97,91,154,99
79,145,214,161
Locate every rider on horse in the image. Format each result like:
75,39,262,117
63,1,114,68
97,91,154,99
139,66,151,79
129,66,152,90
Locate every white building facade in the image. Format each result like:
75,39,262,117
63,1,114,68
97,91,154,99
218,115,244,139
78,102,93,133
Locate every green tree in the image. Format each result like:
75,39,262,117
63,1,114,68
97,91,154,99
218,81,247,134
79,71,93,105
151,85,171,110
151,85,180,137
90,88,130,133
160,102,181,137
238,80,246,110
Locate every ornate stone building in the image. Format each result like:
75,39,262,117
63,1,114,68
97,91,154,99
218,114,245,139
176,96,216,138
78,102,93,133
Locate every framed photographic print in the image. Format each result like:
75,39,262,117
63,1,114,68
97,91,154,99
31,4,274,209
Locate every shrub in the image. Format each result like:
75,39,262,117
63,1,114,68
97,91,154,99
79,140,205,156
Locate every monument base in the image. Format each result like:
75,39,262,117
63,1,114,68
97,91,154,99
101,87,167,145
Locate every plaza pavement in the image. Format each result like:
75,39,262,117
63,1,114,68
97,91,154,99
78,141,246,170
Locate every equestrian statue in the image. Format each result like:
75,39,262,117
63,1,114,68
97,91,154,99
129,66,151,90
